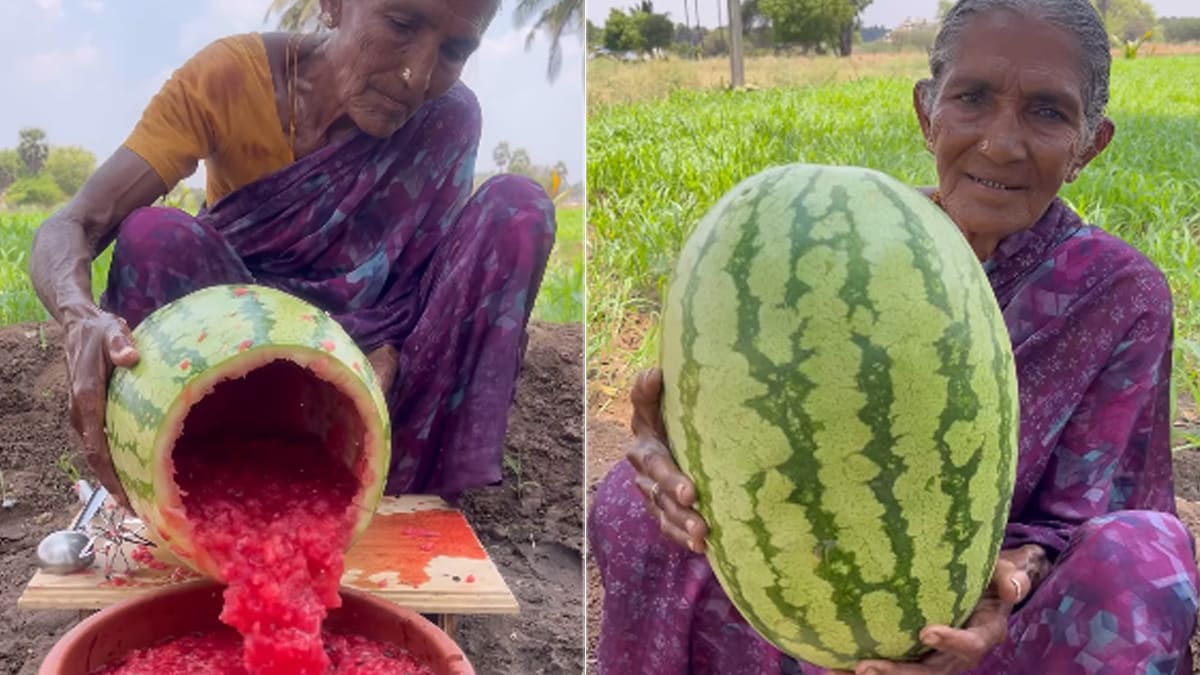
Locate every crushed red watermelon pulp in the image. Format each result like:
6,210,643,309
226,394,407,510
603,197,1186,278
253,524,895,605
94,430,432,673
178,436,358,673
92,628,436,675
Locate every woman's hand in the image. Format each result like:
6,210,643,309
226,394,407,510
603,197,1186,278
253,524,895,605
624,368,708,553
63,305,139,509
832,544,1051,675
367,344,399,394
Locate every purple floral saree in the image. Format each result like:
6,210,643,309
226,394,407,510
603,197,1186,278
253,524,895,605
101,82,556,499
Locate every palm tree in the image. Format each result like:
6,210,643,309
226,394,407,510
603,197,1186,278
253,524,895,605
265,0,323,31
514,0,583,83
508,148,533,176
18,128,49,176
493,142,512,173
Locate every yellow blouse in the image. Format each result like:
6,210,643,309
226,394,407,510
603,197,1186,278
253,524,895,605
123,33,293,206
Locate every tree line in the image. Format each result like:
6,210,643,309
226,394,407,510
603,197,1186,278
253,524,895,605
0,129,96,208
489,142,578,203
588,0,1196,60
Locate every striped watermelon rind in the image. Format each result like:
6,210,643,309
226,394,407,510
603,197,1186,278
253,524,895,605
105,284,391,580
659,164,1018,668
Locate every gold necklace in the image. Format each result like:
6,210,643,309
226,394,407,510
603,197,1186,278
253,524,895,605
286,33,300,156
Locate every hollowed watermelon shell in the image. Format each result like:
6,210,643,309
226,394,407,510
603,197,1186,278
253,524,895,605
105,284,391,580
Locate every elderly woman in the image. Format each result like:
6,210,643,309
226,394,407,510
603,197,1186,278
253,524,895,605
589,1,1199,673
29,0,555,507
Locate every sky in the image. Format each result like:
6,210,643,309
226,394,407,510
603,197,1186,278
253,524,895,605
0,0,584,190
586,0,1200,30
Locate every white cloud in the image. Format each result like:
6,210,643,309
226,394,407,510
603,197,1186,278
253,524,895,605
36,0,63,18
179,0,271,54
460,25,584,178
80,0,102,13
20,35,98,81
478,26,527,58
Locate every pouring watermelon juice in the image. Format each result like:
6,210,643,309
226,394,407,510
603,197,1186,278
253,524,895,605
96,286,437,674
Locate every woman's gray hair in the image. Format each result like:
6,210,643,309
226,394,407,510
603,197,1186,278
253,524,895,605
921,0,1111,144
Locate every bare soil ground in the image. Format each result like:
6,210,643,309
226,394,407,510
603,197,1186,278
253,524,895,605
0,320,584,675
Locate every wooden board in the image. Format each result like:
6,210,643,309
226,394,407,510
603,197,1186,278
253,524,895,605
17,495,518,615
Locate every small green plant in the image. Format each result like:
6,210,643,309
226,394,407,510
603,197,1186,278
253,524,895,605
57,453,83,485
532,206,584,324
1113,30,1153,59
503,450,525,497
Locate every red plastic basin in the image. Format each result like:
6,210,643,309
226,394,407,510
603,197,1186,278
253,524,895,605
38,580,473,674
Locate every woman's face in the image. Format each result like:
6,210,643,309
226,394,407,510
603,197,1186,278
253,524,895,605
914,9,1113,256
320,0,496,137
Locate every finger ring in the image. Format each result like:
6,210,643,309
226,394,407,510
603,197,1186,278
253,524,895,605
1010,577,1022,601
650,481,663,505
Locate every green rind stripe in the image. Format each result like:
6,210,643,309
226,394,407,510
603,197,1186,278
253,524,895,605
729,170,856,663
114,472,153,503
979,247,1021,602
142,301,212,385
674,183,723,547
831,182,925,649
238,287,277,348
873,177,1007,628
877,179,977,624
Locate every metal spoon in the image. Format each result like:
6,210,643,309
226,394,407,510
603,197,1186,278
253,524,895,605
35,483,109,574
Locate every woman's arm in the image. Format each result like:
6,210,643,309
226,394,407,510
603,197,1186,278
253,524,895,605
30,148,167,322
29,148,169,506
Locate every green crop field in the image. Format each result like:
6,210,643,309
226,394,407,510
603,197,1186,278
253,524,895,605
0,206,582,327
537,205,584,324
587,55,1200,422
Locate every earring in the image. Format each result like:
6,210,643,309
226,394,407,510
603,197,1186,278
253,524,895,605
319,10,334,28
401,67,412,82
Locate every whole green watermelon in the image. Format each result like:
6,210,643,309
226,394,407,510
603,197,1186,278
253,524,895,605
659,164,1019,668
105,284,391,579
